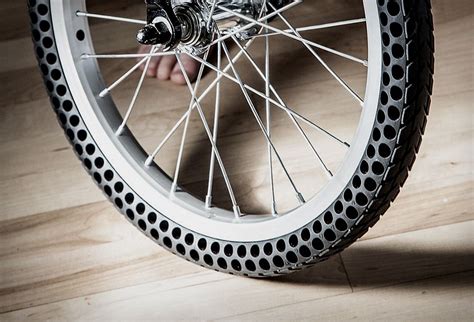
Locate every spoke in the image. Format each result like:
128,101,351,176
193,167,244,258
170,48,212,194
82,52,175,60
210,0,302,46
269,3,364,106
251,18,366,38
205,41,222,209
170,103,193,194
116,46,155,136
216,5,367,66
145,112,188,166
76,11,146,25
97,47,161,98
145,38,258,162
231,36,334,179
264,27,277,215
175,53,241,218
206,0,219,29
185,52,349,148
218,37,305,204
291,17,366,32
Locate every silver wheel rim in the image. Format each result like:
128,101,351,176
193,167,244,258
50,0,382,242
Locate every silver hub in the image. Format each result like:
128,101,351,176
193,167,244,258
137,0,265,52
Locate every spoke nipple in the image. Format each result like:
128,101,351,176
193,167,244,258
271,203,278,217
80,53,89,60
115,125,125,136
99,89,109,98
205,195,213,209
145,156,154,167
233,205,242,219
363,60,368,67
344,142,350,148
170,182,178,195
296,192,305,204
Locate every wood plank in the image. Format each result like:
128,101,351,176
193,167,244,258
0,0,472,235
0,201,206,313
343,221,474,289
1,221,471,320
0,136,107,221
0,201,349,313
226,271,474,321
0,256,349,319
0,0,473,319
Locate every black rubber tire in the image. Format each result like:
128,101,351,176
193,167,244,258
28,0,434,277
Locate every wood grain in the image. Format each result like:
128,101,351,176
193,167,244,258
0,0,473,319
231,271,474,321
1,222,472,320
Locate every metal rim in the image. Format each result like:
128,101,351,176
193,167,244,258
49,0,382,242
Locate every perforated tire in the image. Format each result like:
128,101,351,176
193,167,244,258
28,0,434,277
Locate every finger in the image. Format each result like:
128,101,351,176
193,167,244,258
171,55,201,85
147,56,162,77
157,55,177,80
170,63,186,85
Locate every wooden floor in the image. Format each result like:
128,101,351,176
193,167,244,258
1,0,473,320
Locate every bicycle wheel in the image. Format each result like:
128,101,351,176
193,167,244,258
28,0,434,276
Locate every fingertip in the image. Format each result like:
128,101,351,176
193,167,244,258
171,72,186,85
147,70,156,77
147,66,156,77
157,56,176,80
157,71,170,80
147,58,161,77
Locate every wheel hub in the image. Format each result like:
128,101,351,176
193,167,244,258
136,0,285,52
136,0,183,49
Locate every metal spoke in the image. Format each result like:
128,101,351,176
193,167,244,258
218,36,305,204
116,46,155,136
216,5,367,66
145,38,258,162
206,0,219,29
185,52,349,148
205,41,222,209
170,49,212,194
251,18,366,38
145,111,188,167
175,53,241,218
97,47,161,98
76,11,146,25
264,25,277,215
82,52,175,60
231,36,334,179
269,3,364,106
210,0,302,46
170,102,193,194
